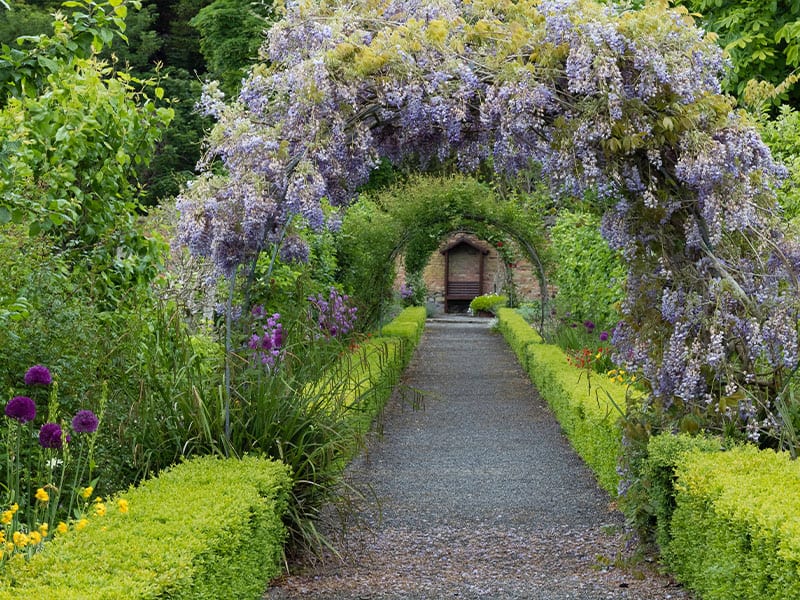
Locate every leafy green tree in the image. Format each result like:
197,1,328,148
190,0,272,96
0,0,173,300
675,0,800,102
0,2,53,42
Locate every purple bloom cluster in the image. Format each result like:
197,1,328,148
72,410,99,434
308,288,357,339
248,308,284,369
5,396,36,423
279,235,310,264
24,365,52,386
38,422,64,449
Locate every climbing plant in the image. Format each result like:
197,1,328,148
176,0,800,454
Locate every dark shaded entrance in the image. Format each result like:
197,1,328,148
441,236,490,313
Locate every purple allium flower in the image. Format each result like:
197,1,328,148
584,320,595,331
599,331,609,342
39,422,64,449
5,396,36,423
71,410,99,434
24,365,52,386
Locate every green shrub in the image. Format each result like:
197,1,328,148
381,306,426,346
0,455,292,599
469,294,507,314
495,308,543,369
549,209,624,330
497,309,624,495
667,445,800,600
629,433,725,550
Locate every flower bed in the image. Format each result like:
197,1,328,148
0,308,428,597
0,456,292,599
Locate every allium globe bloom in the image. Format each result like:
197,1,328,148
38,422,64,450
5,396,36,423
71,410,99,434
24,365,52,386
599,331,609,342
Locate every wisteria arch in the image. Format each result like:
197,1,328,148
177,0,800,449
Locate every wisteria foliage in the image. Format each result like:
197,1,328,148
176,0,800,446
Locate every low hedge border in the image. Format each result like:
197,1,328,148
666,444,800,600
1,308,428,599
381,306,427,347
496,308,625,495
0,455,292,600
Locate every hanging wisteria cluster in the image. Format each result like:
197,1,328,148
176,0,800,446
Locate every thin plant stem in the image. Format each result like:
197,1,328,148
224,268,237,454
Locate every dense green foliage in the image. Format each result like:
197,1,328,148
0,456,292,599
190,0,271,96
676,0,800,101
668,445,800,599
0,0,173,300
549,210,625,330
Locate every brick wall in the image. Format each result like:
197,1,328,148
395,233,544,313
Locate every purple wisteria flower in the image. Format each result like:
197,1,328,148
5,396,36,423
39,422,64,449
24,365,52,386
71,410,99,434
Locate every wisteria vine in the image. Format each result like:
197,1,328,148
176,0,800,450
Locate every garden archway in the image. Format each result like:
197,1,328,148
336,175,550,326
178,0,800,447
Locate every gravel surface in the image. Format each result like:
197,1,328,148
266,318,693,599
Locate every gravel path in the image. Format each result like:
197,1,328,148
266,318,692,599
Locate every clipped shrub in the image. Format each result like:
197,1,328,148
469,293,507,315
630,433,724,550
497,309,624,495
0,455,292,599
496,308,543,369
668,445,800,600
381,306,426,346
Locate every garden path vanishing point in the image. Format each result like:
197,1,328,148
266,317,693,600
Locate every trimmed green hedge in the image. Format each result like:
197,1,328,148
381,306,426,346
0,456,292,600
496,308,624,495
667,445,800,600
495,308,543,368
640,433,725,552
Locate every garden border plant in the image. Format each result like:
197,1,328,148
0,455,292,599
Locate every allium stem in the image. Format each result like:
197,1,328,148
224,268,237,454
